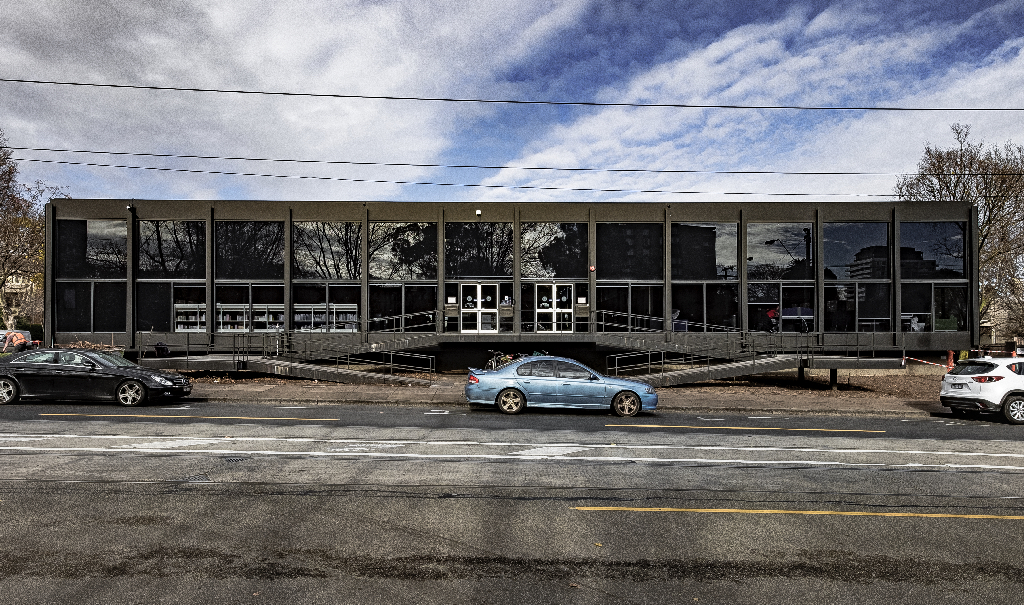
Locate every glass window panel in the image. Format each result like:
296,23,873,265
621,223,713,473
780,285,814,333
747,283,780,332
556,361,591,380
747,223,813,280
531,360,555,378
215,222,284,280
404,285,437,332
55,282,92,332
173,286,207,333
93,282,126,332
328,285,360,332
444,223,513,278
900,222,967,279
136,282,172,332
480,284,498,309
671,284,703,331
825,283,856,332
596,224,663,280
368,223,437,280
901,282,932,332
706,284,739,329
672,223,738,280
858,283,891,332
520,223,588,279
823,223,889,280
596,286,629,332
138,221,206,279
520,283,535,332
293,284,327,305
934,286,968,331
292,222,361,280
369,285,403,331
630,285,663,331
56,220,128,279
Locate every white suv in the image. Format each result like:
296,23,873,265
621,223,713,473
940,357,1024,424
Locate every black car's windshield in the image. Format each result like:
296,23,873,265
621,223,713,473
948,361,996,376
91,352,137,368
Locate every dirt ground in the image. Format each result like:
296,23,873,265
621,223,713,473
180,369,943,402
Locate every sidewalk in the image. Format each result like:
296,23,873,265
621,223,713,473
184,380,945,418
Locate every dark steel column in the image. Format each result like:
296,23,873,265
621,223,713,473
513,207,521,335
125,203,136,348
437,207,445,333
283,208,292,332
814,208,824,338
44,202,54,346
206,206,214,341
361,205,369,340
970,204,980,349
664,206,672,340
739,209,748,332
588,209,596,333
891,206,901,349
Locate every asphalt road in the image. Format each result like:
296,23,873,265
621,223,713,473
1,399,1023,604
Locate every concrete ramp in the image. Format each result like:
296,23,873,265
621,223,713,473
637,355,803,388
245,358,432,386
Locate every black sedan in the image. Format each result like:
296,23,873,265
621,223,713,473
0,349,191,406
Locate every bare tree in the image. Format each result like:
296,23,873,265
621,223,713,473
895,124,1024,336
1,130,68,330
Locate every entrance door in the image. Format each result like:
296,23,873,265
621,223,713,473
535,284,574,333
460,284,499,333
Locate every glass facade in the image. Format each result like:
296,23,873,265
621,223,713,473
48,205,974,344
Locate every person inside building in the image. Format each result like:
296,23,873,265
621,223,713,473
2,331,28,354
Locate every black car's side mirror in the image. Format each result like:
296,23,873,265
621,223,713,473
589,375,599,380
85,361,97,371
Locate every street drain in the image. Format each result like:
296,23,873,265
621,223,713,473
182,474,212,483
224,458,247,463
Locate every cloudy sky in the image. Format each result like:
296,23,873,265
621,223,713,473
2,0,1023,203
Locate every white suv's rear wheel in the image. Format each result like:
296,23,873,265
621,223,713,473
1003,396,1024,425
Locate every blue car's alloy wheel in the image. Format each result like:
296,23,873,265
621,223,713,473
497,388,526,414
612,391,640,417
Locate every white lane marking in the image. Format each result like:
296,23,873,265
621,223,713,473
424,410,450,415
748,416,774,419
162,406,192,410
113,439,228,449
0,437,54,441
508,446,591,456
697,417,725,421
276,407,308,409
5,433,1024,460
4,445,1024,471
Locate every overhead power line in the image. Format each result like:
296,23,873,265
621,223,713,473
6,146,898,176
12,157,894,197
1,77,1020,111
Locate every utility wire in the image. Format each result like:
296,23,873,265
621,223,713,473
1,77,1021,111
12,157,894,197
5,146,898,176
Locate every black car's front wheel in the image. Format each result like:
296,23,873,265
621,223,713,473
117,380,147,407
496,388,526,414
612,391,641,417
0,378,18,405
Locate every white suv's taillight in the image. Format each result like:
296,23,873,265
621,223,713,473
972,376,1004,383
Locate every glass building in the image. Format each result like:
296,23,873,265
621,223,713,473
45,200,979,353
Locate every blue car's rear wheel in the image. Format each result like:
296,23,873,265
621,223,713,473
497,388,526,414
612,391,640,417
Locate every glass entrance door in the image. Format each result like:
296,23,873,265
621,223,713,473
535,284,574,333
460,284,499,333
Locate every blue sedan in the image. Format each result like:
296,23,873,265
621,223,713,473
465,356,657,417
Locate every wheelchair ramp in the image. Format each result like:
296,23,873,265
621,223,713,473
637,355,803,388
246,358,433,386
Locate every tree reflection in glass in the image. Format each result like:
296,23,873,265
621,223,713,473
368,223,438,280
56,220,128,279
293,222,361,280
138,221,205,279
215,221,285,280
900,222,966,279
444,223,513,278
520,223,587,279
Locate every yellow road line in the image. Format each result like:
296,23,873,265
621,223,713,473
575,506,1024,519
606,424,885,433
39,413,340,421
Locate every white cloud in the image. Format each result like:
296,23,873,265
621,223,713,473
477,4,1024,204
